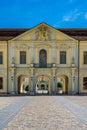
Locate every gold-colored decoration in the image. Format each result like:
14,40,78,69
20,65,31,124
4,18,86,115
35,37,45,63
40,25,46,39
35,24,51,40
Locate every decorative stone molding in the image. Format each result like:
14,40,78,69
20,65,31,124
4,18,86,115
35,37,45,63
35,70,52,78
36,44,51,48
56,69,71,77
16,44,29,50
0,73,7,77
35,68,51,73
35,74,51,81
57,43,70,50
16,72,30,78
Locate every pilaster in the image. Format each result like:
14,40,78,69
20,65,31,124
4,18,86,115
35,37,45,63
71,68,76,94
30,68,36,95
52,68,57,94
10,67,16,94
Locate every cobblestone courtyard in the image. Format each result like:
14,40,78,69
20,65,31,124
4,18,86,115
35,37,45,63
0,96,87,130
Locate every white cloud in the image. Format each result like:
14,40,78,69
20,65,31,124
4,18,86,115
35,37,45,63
53,9,82,27
85,12,87,19
63,10,81,22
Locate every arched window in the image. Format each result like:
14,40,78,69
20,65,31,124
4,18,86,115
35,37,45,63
39,49,47,67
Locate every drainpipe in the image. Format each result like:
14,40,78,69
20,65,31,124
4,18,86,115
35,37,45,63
7,41,8,93
78,40,80,94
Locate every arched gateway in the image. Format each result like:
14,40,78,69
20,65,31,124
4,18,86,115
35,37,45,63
57,75,68,94
36,75,50,94
18,75,29,94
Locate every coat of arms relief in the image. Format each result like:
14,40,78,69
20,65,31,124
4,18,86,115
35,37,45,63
35,25,52,41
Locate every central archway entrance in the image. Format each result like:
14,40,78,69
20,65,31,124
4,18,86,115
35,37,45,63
41,84,45,90
36,75,50,95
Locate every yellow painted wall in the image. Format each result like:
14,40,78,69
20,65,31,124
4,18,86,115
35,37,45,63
1,25,87,94
80,41,87,68
0,41,7,93
0,41,7,68
79,41,87,93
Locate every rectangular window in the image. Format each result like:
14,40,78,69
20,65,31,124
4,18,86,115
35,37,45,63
0,77,3,89
0,52,3,64
60,51,66,64
20,51,26,64
84,51,87,64
83,77,87,89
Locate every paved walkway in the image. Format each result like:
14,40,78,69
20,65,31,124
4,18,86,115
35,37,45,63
0,96,87,130
55,96,87,125
0,96,32,130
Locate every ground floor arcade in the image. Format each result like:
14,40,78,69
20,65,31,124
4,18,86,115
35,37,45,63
17,74,69,94
8,68,79,95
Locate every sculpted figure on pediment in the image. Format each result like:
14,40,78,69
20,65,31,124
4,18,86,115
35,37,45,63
35,25,50,40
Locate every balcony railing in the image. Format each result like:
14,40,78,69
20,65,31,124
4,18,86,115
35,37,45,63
34,63,52,68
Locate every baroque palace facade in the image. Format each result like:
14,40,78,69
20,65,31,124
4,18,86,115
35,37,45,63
0,22,87,95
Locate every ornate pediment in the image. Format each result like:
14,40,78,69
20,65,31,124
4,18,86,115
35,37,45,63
11,23,76,42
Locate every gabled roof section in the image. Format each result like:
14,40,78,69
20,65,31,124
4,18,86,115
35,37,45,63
10,22,77,41
0,29,28,41
0,23,87,41
59,28,87,41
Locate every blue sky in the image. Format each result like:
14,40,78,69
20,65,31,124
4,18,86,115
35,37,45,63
0,0,87,28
